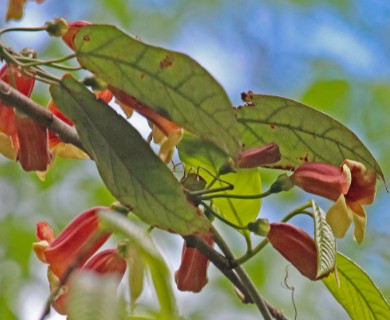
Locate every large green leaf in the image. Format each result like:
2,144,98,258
74,24,241,158
311,200,336,278
99,210,178,319
179,133,261,227
235,94,384,180
50,76,210,235
323,253,390,320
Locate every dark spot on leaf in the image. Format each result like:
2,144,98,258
160,55,174,69
298,154,309,162
83,35,90,42
140,73,145,79
270,124,276,129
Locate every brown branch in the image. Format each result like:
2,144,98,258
183,235,288,320
0,79,87,153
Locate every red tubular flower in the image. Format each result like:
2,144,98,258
290,162,351,201
175,234,214,293
33,206,112,280
0,63,51,171
267,222,332,280
62,21,91,50
235,143,281,169
290,160,376,243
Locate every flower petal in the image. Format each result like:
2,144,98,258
351,205,367,244
326,195,353,239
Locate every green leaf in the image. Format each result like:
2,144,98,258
179,134,261,227
311,200,336,278
99,211,178,318
323,253,390,320
236,94,384,180
74,24,241,158
50,76,210,235
178,132,230,173
67,273,127,320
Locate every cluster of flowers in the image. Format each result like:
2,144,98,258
0,18,377,313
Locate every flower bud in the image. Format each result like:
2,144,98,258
235,143,281,169
291,162,351,202
267,222,332,280
45,18,70,37
175,235,214,293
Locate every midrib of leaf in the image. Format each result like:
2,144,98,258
62,86,178,218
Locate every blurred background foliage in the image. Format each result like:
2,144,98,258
0,0,389,319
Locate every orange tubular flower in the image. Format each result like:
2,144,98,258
33,206,111,280
175,234,214,293
111,88,183,163
267,222,332,281
290,160,376,243
0,63,51,171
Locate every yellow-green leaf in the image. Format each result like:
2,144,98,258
323,253,390,320
235,94,384,180
74,24,241,158
50,76,210,235
179,133,261,227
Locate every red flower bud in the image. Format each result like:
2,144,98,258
82,248,127,277
267,222,331,280
291,162,350,202
175,235,214,293
235,143,281,168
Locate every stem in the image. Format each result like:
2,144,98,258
199,188,274,201
211,228,273,320
17,54,76,67
189,184,234,196
0,26,47,36
200,201,247,230
206,171,221,189
235,202,313,265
